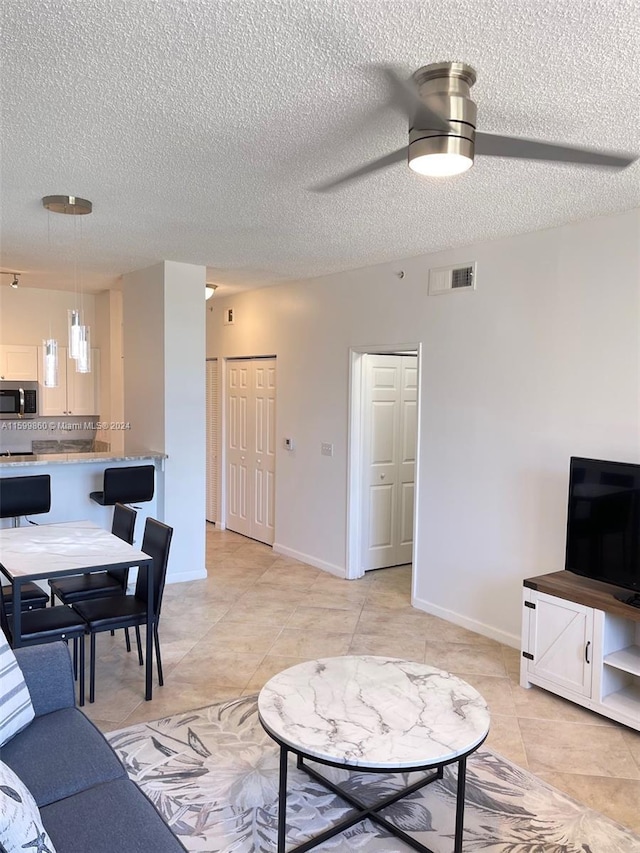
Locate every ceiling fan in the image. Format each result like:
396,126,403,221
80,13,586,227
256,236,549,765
313,62,637,191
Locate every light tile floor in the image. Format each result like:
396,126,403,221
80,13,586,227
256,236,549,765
83,525,640,833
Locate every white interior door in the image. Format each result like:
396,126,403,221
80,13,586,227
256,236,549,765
252,360,276,544
206,359,218,524
226,358,276,544
361,354,417,570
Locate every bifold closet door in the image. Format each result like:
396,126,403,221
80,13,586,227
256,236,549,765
226,358,276,544
361,353,417,570
206,359,218,524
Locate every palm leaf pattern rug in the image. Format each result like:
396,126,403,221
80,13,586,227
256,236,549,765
107,695,640,852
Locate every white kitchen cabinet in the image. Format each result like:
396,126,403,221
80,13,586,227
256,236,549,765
37,346,100,416
521,572,640,731
0,344,38,381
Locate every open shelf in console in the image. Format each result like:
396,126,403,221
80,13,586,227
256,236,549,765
599,611,640,723
603,645,640,677
601,683,640,716
602,612,640,673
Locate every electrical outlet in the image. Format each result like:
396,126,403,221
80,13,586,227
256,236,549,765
321,442,334,457
284,437,294,450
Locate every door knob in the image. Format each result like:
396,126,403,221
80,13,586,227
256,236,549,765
257,458,262,465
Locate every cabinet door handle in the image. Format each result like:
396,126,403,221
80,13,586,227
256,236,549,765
585,641,591,664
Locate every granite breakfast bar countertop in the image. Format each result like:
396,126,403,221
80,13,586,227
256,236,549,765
0,451,167,468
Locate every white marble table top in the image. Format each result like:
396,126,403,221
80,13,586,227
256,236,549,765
258,656,490,769
0,520,151,580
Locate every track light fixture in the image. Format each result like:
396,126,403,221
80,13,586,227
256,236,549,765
1,271,20,288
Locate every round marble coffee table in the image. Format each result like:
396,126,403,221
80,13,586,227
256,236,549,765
258,655,490,853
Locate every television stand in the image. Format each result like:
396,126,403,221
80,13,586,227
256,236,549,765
521,571,640,732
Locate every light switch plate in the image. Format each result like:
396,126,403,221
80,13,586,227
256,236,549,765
321,442,334,457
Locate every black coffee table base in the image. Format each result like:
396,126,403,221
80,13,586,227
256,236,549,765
275,743,473,853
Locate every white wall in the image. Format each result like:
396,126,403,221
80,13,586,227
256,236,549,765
0,287,96,345
94,290,124,452
123,261,207,584
122,266,165,455
207,209,640,645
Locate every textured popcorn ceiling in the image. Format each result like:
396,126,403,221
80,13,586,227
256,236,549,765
1,0,639,295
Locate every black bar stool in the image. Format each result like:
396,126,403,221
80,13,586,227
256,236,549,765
0,474,51,528
0,473,52,610
89,465,155,506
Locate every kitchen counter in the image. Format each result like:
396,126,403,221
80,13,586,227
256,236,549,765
0,453,167,543
0,451,167,468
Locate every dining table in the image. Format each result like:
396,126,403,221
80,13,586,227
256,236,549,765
0,519,156,700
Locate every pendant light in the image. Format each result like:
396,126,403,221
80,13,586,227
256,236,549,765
42,339,59,387
68,308,83,358
42,195,93,374
75,325,91,373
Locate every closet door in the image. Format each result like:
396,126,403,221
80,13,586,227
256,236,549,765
361,354,417,570
226,358,276,544
206,359,218,524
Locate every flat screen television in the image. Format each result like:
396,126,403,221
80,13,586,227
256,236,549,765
565,456,640,593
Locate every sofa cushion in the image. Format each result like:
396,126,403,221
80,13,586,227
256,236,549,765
0,707,126,807
42,778,187,853
0,759,57,853
12,643,75,718
0,629,34,746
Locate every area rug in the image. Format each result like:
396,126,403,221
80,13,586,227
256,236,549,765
106,695,640,853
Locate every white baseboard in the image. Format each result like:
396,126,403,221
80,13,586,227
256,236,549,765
166,567,208,584
411,594,520,649
273,543,346,578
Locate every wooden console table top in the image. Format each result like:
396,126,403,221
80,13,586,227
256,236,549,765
523,571,640,622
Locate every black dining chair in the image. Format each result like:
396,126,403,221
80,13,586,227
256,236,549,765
1,581,49,614
72,518,173,703
48,503,137,653
48,503,137,605
0,587,87,706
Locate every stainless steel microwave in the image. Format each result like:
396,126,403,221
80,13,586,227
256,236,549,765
0,381,38,419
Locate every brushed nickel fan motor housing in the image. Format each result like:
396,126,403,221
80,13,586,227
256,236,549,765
409,62,477,168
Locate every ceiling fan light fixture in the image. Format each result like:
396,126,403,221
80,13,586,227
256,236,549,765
408,134,475,177
409,150,473,177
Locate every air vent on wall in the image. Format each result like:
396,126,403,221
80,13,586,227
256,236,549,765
428,262,476,295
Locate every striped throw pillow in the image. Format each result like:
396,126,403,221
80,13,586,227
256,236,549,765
0,629,34,747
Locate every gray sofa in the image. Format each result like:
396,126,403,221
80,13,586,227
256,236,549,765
2,642,187,853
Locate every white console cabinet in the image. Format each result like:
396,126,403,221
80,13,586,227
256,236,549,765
521,572,640,731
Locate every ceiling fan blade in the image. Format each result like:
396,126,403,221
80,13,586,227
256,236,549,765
311,147,407,192
475,132,637,169
377,65,451,132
